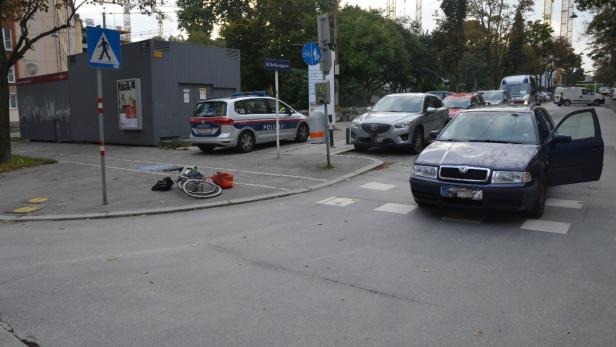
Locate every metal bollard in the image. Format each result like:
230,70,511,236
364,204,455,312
346,128,351,144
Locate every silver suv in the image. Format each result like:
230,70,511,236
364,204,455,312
189,96,309,153
350,93,449,153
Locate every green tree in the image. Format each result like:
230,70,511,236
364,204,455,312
0,0,156,164
503,3,526,75
466,0,533,88
435,0,467,91
575,0,616,85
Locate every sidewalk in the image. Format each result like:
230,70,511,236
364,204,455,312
0,123,380,221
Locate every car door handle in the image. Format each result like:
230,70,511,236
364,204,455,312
592,146,601,152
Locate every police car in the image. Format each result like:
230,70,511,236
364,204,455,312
189,94,309,153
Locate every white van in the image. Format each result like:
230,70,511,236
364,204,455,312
554,87,605,106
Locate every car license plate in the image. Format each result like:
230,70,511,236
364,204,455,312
440,186,483,200
197,128,213,135
373,136,384,143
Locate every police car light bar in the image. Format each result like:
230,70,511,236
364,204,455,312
231,91,268,97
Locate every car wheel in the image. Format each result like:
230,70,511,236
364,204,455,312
593,99,601,106
354,143,369,152
295,123,309,143
528,182,545,218
236,131,255,153
198,145,215,153
410,128,424,154
564,99,571,106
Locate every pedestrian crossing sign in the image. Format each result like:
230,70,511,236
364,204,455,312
86,27,121,69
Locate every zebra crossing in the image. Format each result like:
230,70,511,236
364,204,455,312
316,181,585,235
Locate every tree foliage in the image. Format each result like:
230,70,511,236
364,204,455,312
435,0,467,91
575,0,616,85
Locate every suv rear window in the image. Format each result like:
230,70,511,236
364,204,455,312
193,101,226,117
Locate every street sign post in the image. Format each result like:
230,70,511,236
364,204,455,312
86,26,122,205
316,14,333,167
264,58,291,159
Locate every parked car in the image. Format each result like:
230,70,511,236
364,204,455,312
427,91,451,100
500,75,539,104
554,87,605,106
538,91,551,102
410,104,604,218
442,93,486,118
351,93,449,154
189,95,309,153
478,90,511,105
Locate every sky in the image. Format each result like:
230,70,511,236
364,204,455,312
76,0,594,70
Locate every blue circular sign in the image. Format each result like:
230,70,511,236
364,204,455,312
302,43,321,66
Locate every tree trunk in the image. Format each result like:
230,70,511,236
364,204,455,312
0,69,11,164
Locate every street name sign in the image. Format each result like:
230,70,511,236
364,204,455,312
264,58,291,72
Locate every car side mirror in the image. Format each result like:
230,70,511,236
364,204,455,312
426,107,437,114
366,106,372,111
429,130,440,139
552,134,572,144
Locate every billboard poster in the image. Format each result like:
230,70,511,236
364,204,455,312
117,78,142,130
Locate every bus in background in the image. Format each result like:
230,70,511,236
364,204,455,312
500,75,538,105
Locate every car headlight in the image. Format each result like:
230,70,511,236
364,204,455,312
394,121,411,129
491,171,532,184
351,119,360,128
412,165,438,179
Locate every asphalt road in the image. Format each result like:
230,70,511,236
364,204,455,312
1,102,615,346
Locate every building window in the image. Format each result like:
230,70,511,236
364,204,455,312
2,27,11,51
7,66,15,83
9,94,17,109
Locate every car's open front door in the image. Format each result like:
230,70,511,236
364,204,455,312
546,109,604,186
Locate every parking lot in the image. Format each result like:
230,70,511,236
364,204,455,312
1,132,375,217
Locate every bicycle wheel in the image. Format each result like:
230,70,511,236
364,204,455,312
181,179,222,199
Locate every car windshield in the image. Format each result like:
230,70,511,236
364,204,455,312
438,111,538,144
481,91,503,103
193,101,226,117
443,98,471,109
504,83,528,96
371,95,423,113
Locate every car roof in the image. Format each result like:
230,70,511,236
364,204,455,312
447,93,476,98
196,96,275,103
460,104,536,113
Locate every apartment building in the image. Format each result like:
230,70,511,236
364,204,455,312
2,6,83,125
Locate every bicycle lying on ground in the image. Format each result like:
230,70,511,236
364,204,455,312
177,167,222,199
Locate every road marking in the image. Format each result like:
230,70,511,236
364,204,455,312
59,161,287,190
361,182,396,191
521,219,570,234
374,203,416,214
545,198,583,209
18,150,327,182
317,196,358,207
441,211,483,224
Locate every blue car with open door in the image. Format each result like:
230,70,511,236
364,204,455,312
410,104,604,217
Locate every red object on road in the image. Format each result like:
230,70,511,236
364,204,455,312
211,172,234,189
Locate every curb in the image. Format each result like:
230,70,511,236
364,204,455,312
0,154,383,223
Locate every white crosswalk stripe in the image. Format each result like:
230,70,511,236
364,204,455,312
545,198,583,209
360,182,396,191
521,219,570,234
317,197,358,207
374,203,416,214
